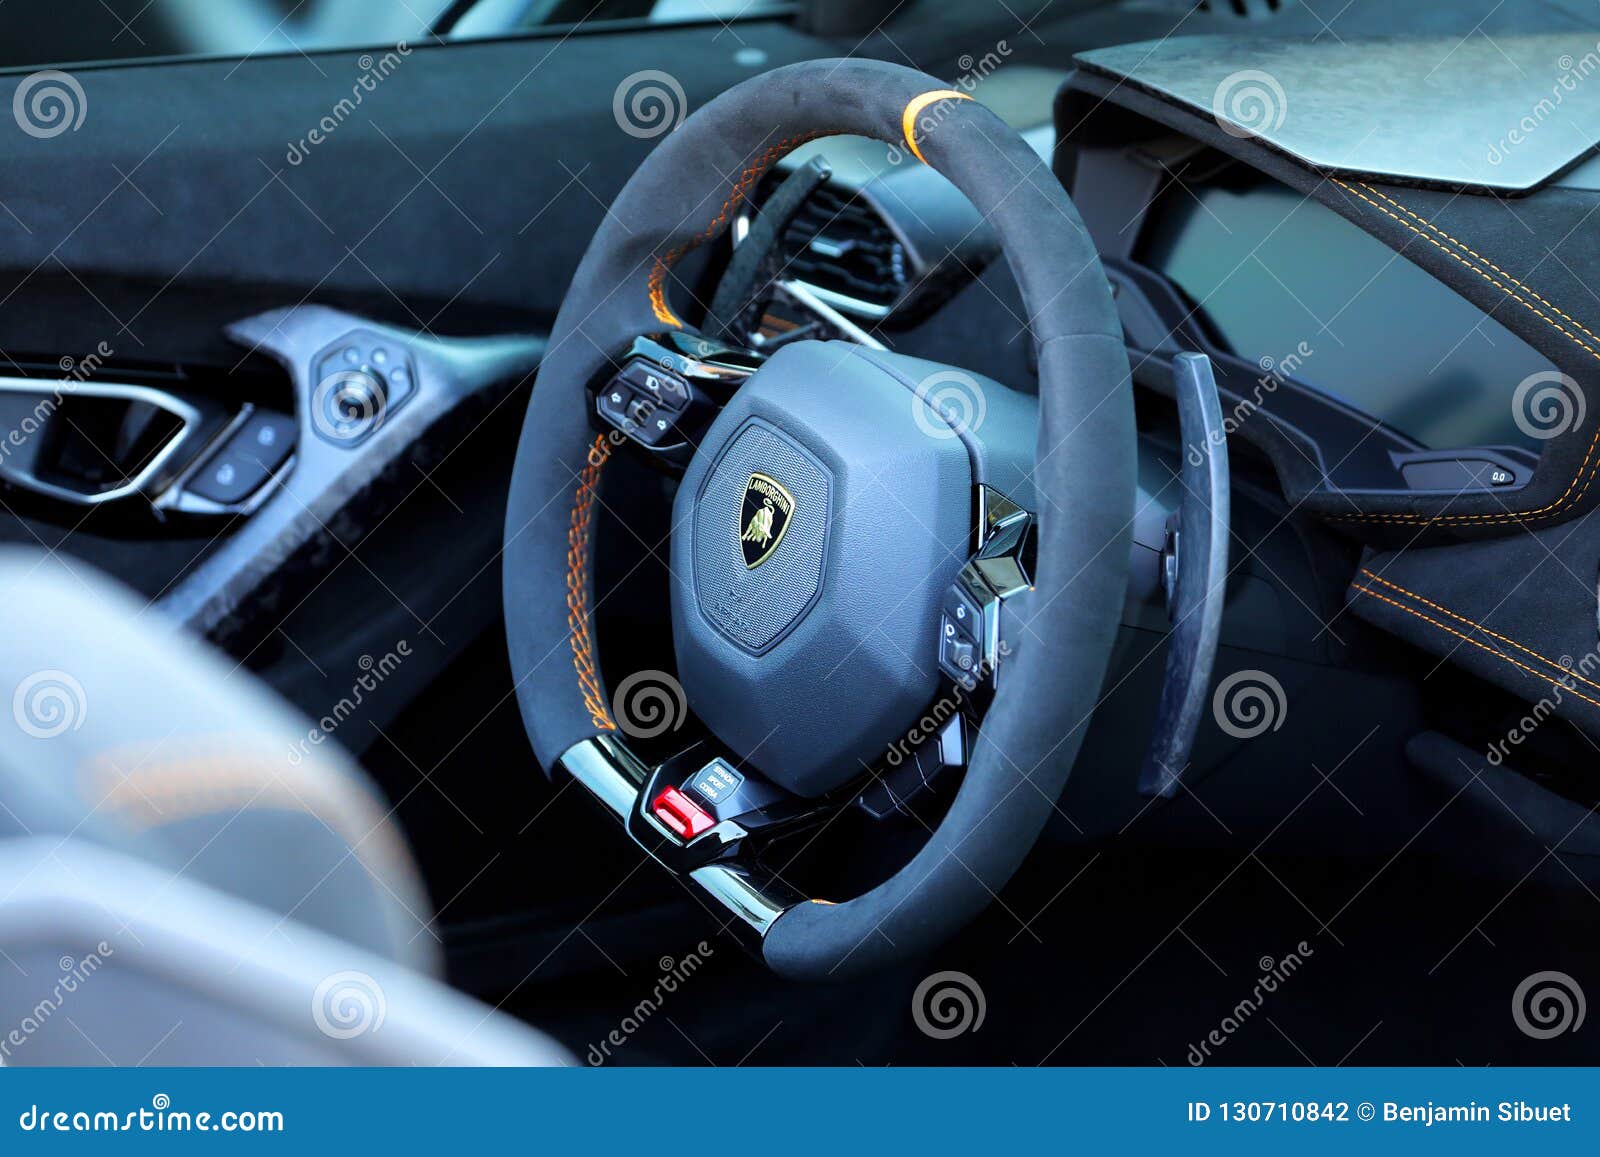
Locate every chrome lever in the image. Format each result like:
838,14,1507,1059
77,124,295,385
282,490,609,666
0,377,206,508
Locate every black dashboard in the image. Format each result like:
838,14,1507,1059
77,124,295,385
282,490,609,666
740,99,1556,518
1142,175,1549,454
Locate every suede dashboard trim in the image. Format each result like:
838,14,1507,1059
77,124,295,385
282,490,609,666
1348,567,1600,715
1329,181,1600,528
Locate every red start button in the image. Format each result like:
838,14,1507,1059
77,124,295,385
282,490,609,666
651,786,715,839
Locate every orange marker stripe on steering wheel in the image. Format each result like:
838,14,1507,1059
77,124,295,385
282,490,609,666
901,89,973,165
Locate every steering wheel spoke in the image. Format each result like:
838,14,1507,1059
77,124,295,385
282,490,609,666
589,331,762,472
860,486,1036,820
558,734,835,937
940,485,1035,697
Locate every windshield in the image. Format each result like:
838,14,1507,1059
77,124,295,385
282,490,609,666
0,0,790,71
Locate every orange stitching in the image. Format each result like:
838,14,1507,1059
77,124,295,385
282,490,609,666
1358,568,1600,695
1325,417,1600,527
568,434,616,731
647,128,837,327
1360,183,1600,351
1328,180,1600,526
81,743,417,894
1349,582,1600,712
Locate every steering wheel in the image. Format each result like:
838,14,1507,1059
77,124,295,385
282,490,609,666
503,59,1134,981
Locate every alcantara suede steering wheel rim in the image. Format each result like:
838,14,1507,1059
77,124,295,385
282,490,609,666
503,58,1134,981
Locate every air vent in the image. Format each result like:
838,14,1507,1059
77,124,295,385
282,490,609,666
777,183,908,312
1194,0,1294,17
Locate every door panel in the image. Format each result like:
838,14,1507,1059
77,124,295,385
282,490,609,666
0,19,831,366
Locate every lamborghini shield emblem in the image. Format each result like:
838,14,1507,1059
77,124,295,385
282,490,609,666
739,472,796,570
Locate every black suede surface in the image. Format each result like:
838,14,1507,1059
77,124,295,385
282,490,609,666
504,59,1134,979
1350,509,1600,742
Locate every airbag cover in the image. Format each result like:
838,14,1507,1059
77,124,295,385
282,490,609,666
670,341,972,798
693,419,830,655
